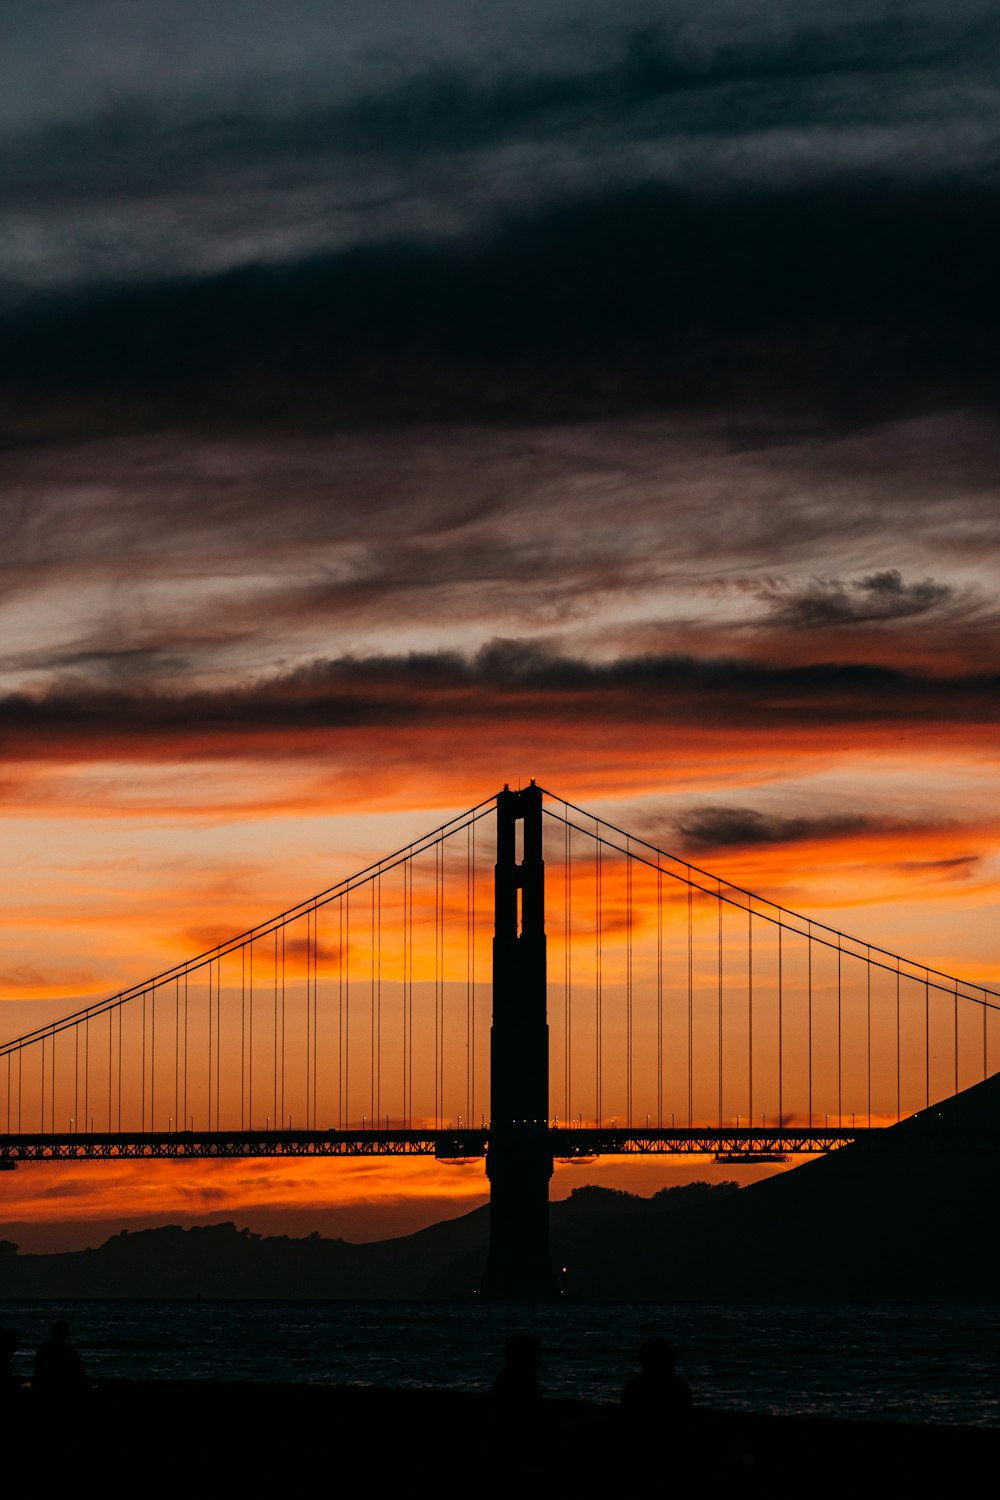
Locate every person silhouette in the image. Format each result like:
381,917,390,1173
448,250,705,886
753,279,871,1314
621,1337,693,1465
32,1320,89,1394
491,1332,549,1458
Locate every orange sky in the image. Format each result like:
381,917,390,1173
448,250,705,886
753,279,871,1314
3,738,998,1250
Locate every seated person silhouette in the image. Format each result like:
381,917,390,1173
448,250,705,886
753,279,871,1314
621,1337,693,1465
492,1333,549,1457
32,1320,89,1395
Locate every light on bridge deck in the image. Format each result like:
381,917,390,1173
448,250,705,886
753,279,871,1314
714,1152,788,1164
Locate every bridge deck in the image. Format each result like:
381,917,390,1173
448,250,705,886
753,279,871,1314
1,1123,996,1163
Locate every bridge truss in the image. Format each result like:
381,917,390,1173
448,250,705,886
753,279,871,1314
3,1123,999,1168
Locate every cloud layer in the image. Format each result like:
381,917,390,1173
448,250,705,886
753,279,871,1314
3,2,1000,293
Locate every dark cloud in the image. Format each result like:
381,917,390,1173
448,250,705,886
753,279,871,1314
759,569,961,628
3,182,1000,441
893,855,979,875
675,805,904,852
9,10,998,203
3,643,999,761
3,3,999,298
0,964,96,991
3,4,1000,444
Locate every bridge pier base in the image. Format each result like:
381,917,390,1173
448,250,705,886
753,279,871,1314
481,1124,556,1299
480,783,557,1300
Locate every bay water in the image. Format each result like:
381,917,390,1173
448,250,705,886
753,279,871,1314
2,1299,996,1427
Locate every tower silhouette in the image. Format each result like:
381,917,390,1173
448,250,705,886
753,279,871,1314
481,782,557,1298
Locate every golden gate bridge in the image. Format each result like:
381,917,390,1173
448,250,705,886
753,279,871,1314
2,783,998,1295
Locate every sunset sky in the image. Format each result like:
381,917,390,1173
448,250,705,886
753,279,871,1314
2,0,999,1252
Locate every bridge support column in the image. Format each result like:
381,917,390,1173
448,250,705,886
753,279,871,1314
481,782,556,1300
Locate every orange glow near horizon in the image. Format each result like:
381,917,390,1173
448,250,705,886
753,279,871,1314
0,1150,804,1250
4,729,1000,1241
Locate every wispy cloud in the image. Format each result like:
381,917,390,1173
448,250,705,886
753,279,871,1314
3,415,999,704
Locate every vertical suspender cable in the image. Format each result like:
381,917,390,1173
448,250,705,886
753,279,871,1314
248,941,254,1130
593,834,602,1128
626,848,633,1129
339,897,345,1132
778,920,783,1128
954,980,959,1098
466,825,472,1127
717,882,723,1132
345,889,351,1131
565,817,571,1125
837,946,842,1128
440,841,445,1127
656,865,663,1129
370,876,376,1129
929,966,935,1110
895,959,901,1122
183,973,189,1132
471,819,476,1127
687,881,694,1130
807,923,813,1129
596,834,602,1128
142,990,147,1131
104,1014,111,1128
310,900,319,1128
866,947,872,1128
747,903,753,1131
152,982,157,1131
376,876,381,1134
205,971,210,1132
407,859,413,1130
271,930,275,1128
215,963,221,1131
401,866,407,1132
175,977,180,1132
241,948,246,1130
283,921,289,1131
434,843,441,1130
338,894,346,1128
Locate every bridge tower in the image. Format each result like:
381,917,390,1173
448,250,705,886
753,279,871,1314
481,781,557,1299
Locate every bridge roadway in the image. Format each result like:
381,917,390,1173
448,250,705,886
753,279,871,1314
1,1122,997,1164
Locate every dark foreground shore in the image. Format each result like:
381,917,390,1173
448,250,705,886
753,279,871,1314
4,1382,998,1480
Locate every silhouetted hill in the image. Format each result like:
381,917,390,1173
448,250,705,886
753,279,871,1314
0,1203,491,1300
1,1075,996,1300
552,1073,1000,1301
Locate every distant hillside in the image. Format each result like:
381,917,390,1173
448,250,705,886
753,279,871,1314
2,1075,996,1301
0,1201,491,1300
551,1073,1000,1302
